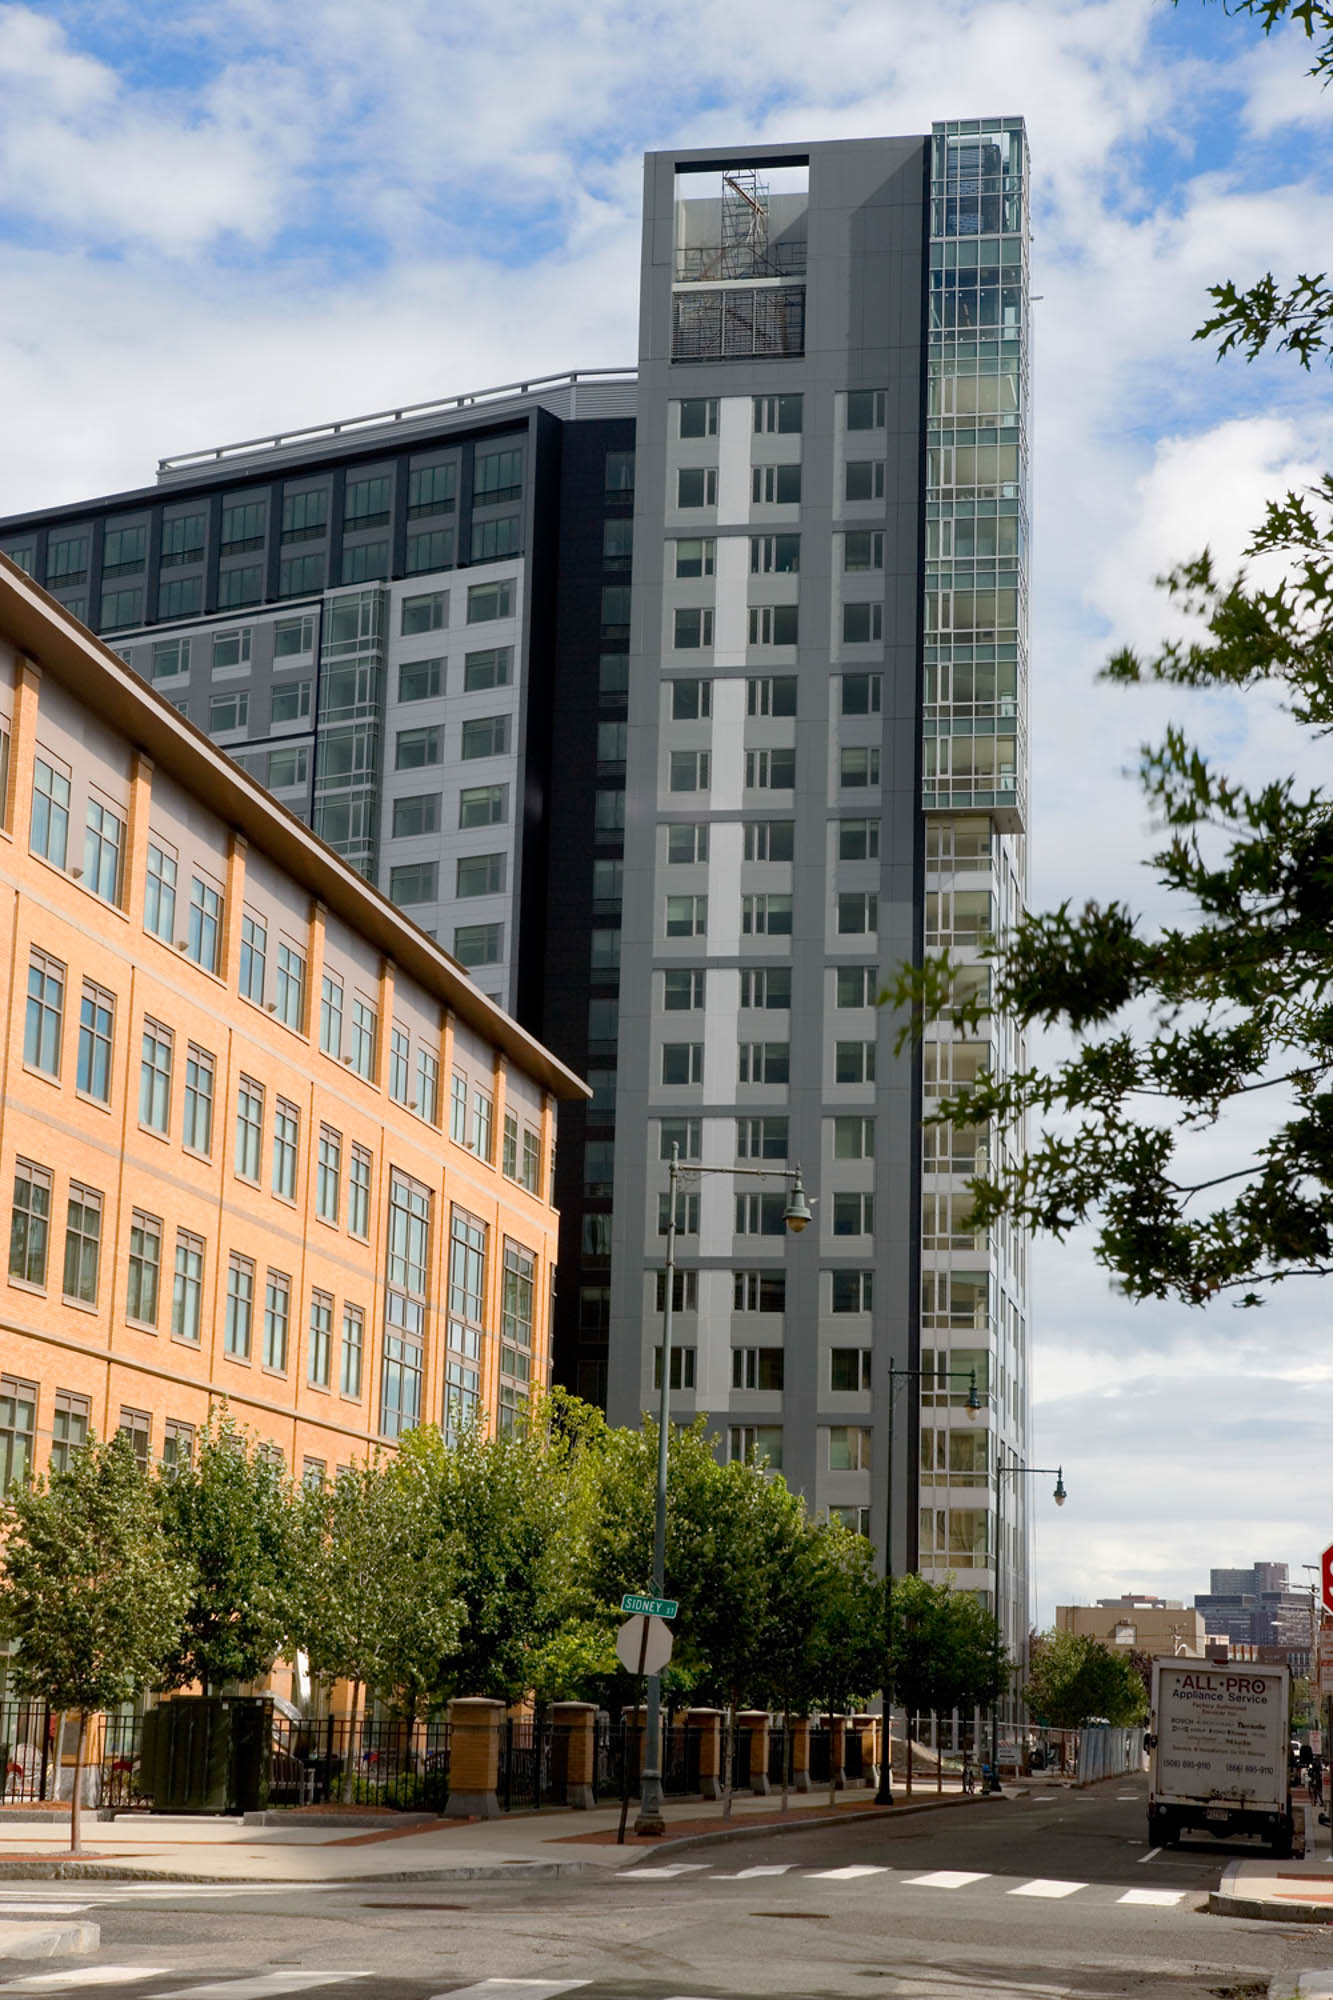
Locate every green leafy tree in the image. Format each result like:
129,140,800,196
804,1519,886,1806
156,1415,295,1694
1024,1630,1147,1730
889,1575,1008,1790
0,1434,189,1854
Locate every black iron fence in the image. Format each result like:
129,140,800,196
271,1714,452,1810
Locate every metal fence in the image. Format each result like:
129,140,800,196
273,1714,452,1809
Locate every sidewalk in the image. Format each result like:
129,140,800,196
1209,1800,1333,1922
0,1779,991,1884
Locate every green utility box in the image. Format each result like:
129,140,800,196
139,1696,273,1814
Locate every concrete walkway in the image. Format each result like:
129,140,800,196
0,1779,989,1884
1208,1797,1333,1922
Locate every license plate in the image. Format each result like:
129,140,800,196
1206,1806,1229,1821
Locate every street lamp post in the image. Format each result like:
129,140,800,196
991,1447,1066,1791
633,1145,812,1837
876,1359,981,1805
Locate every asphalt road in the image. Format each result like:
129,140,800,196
0,1778,1322,2000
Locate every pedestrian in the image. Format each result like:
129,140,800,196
1310,1756,1324,1809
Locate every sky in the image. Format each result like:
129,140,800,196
1,0,1331,1627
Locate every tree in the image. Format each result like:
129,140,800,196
1024,1631,1147,1730
888,1575,1007,1791
0,1433,189,1854
802,1520,886,1806
156,1415,294,1694
883,0,1333,1308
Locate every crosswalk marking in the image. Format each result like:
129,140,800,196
715,1864,793,1878
1008,1878,1086,1899
156,1977,370,2000
626,1863,710,1879
907,1870,991,1889
0,1900,90,1914
1116,1888,1185,1907
2,1974,162,1992
805,1864,888,1880
428,1985,590,2000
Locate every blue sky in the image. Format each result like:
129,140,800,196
1,0,1331,1619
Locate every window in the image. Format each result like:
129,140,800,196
728,1425,784,1469
76,981,113,1103
348,1144,372,1240
748,605,799,647
398,657,443,703
389,1027,411,1105
461,715,510,759
171,1230,204,1343
654,1346,697,1390
350,998,377,1078
659,1116,702,1161
47,534,89,582
268,747,308,791
840,746,881,790
188,875,222,974
667,823,709,864
182,1045,214,1154
827,1424,873,1471
735,1192,786,1235
836,965,877,1007
402,592,447,634
209,692,249,735
383,1174,432,1437
237,912,267,1005
341,1304,364,1398
831,1270,874,1313
654,1269,699,1313
212,627,252,669
50,1389,90,1475
403,523,454,570
847,388,887,430
459,784,508,828
23,949,63,1077
605,449,635,495
595,788,625,832
31,758,70,867
844,532,884,573
837,890,878,934
417,1048,440,1123
741,894,793,937
139,1020,172,1132
669,749,710,792
263,1270,290,1372
732,1347,785,1390
600,653,629,694
274,616,314,657
272,1099,299,1199
235,1076,264,1180
151,638,190,680
81,797,125,905
678,398,718,437
320,974,343,1058
597,722,626,764
308,1291,333,1388
665,895,707,937
673,607,713,649
265,679,308,731
747,675,798,718
662,1042,703,1085
830,1347,873,1392
675,538,715,578
835,1040,877,1084
738,1041,790,1085
456,853,505,897
59,1183,101,1305
9,1163,50,1287
275,942,306,1031
314,1125,342,1224
395,725,443,771
754,394,802,433
218,566,262,608
846,459,886,501
663,968,705,1011
470,520,518,565
467,580,513,624
832,1115,875,1159
842,672,883,714
464,647,512,691
117,1406,151,1469
225,1253,254,1358
160,514,206,567
471,1088,493,1160
752,463,801,505
218,501,265,555
454,922,502,966
392,794,441,840
838,819,880,861
521,1127,541,1194
739,967,791,1008
123,1210,162,1328
750,534,800,574
832,1193,874,1236
500,1239,535,1396
737,1115,788,1160
843,601,884,644
344,474,391,529
474,447,523,505
677,467,717,508
671,679,712,721
450,1073,468,1145
0,1376,35,1491
744,820,794,862
389,860,439,905
281,488,328,543
745,748,796,789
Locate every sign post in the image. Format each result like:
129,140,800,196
614,1612,675,1844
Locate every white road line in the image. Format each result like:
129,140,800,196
1117,1888,1185,1907
906,1870,990,1889
157,1977,371,2000
806,1864,888,1880
428,1985,592,2000
623,1863,710,1879
1008,1878,1086,1899
3,1973,163,1992
714,1864,793,1878
1138,1845,1162,1863
0,1900,90,1913
1116,1793,1138,1800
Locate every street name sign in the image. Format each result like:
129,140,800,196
1322,1543,1333,1618
615,1613,674,1677
621,1592,678,1619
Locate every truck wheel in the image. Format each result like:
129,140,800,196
1155,1813,1179,1848
1272,1825,1293,1860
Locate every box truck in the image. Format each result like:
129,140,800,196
1146,1659,1294,1855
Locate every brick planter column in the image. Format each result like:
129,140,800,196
551,1702,596,1810
830,1713,847,1791
688,1708,722,1801
789,1716,811,1793
853,1713,879,1788
738,1710,771,1795
444,1698,503,1819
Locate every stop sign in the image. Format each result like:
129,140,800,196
1322,1543,1333,1617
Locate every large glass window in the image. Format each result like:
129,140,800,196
62,1183,102,1304
272,1099,299,1200
83,798,124,904
127,1210,162,1325
171,1230,204,1343
144,841,177,942
348,1144,372,1239
30,758,70,868
225,1253,254,1358
275,942,306,1031
340,1304,364,1398
50,1389,90,1475
317,1126,341,1223
263,1270,290,1371
235,1076,263,1180
0,1376,36,1492
182,1044,214,1154
24,951,63,1076
76,980,113,1102
9,1162,51,1287
139,1020,172,1132
187,876,223,974
308,1290,333,1388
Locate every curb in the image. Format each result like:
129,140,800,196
0,1917,100,1956
1208,1889,1333,1925
0,1859,606,1886
623,1787,993,1866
